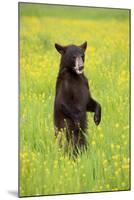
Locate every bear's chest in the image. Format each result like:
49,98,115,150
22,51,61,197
69,75,89,104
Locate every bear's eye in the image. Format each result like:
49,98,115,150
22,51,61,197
72,55,76,60
82,55,85,60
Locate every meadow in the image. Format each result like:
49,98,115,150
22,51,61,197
19,3,130,197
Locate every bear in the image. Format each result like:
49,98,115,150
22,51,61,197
54,42,101,153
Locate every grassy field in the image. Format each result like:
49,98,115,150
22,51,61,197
19,3,130,197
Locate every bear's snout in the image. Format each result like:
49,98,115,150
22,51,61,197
74,56,84,74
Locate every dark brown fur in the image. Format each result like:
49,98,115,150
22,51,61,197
54,42,101,152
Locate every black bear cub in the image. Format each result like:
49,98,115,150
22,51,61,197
54,42,101,152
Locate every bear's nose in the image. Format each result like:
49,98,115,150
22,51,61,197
79,66,84,70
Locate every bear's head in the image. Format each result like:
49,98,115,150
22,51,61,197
55,42,87,75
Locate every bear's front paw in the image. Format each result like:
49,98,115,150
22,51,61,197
94,113,101,126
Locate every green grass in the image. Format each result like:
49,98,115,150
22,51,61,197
19,3,129,20
19,3,130,197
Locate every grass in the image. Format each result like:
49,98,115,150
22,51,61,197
19,3,130,197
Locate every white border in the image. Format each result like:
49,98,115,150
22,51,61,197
0,0,133,199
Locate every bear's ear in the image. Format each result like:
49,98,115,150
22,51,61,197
55,43,66,54
80,41,87,52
